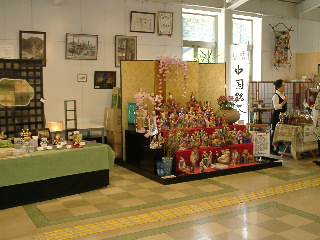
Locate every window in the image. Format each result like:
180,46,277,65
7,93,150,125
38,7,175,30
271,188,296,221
182,9,218,63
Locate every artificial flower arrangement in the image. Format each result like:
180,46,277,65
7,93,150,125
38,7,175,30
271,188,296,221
217,96,237,110
157,57,188,98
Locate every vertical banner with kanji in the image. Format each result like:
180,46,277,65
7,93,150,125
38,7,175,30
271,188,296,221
231,44,250,123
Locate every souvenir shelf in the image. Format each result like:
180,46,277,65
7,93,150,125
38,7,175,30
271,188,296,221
0,59,45,137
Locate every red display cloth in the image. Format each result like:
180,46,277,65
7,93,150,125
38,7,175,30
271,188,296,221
175,143,254,173
182,163,257,175
161,125,246,138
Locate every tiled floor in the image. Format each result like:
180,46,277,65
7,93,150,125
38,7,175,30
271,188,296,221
1,158,320,240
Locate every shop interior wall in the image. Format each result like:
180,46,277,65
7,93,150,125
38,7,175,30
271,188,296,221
260,16,298,82
0,0,182,126
237,0,298,82
296,19,320,78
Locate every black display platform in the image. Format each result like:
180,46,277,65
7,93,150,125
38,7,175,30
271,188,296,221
124,129,282,185
117,159,282,185
0,170,109,210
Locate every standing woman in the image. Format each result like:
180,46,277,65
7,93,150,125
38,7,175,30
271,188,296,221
271,79,288,153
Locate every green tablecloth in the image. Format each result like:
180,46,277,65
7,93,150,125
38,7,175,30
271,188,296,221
0,143,115,187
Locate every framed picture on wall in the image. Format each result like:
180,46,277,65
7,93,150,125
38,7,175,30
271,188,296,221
19,31,46,66
115,35,137,67
65,33,98,60
130,11,155,33
94,71,116,89
158,11,173,36
318,64,320,76
77,73,87,82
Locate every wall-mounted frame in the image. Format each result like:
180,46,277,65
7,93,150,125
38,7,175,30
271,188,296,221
19,31,46,66
158,11,173,36
77,73,87,82
94,71,116,89
115,35,137,67
130,11,155,33
318,64,320,76
65,33,98,60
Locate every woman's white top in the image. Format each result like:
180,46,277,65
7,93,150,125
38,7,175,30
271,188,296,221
272,90,286,110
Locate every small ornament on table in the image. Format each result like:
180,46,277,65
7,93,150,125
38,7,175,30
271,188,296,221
40,137,49,147
20,129,32,142
218,149,231,165
213,151,220,164
72,131,83,147
231,150,240,166
178,156,187,173
189,148,198,173
200,151,210,172
240,149,253,164
0,131,7,140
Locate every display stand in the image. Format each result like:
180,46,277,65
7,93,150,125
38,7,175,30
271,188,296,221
124,129,282,185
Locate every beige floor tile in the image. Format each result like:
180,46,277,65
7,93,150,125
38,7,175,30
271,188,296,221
233,225,273,240
137,233,175,240
0,207,37,240
37,202,67,213
195,184,222,193
194,222,230,236
301,222,320,236
138,181,162,189
100,186,126,195
159,191,187,200
62,199,90,208
58,194,82,202
112,179,136,187
118,198,146,207
68,205,99,216
44,209,73,220
167,228,210,239
257,220,294,233
130,189,156,197
277,214,313,227
278,228,319,240
238,211,272,224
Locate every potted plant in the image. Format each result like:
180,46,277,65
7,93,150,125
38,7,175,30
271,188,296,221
216,96,240,124
157,133,179,177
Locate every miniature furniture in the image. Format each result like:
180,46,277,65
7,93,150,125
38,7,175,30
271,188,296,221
78,122,105,144
0,143,114,209
64,99,77,140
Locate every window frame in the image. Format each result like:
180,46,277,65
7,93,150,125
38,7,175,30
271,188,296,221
182,11,218,63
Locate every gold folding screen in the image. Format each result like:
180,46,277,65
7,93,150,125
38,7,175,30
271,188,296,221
121,60,226,160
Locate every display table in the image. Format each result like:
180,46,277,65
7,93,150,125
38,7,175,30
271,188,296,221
273,124,317,160
0,143,115,209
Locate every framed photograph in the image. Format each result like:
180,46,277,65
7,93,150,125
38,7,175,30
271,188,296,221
77,73,87,82
115,35,137,67
94,71,116,89
158,12,173,36
130,11,155,33
318,64,320,76
65,33,98,60
19,31,46,66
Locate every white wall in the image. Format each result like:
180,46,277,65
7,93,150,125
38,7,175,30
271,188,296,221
0,0,183,126
297,18,320,53
261,16,298,82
